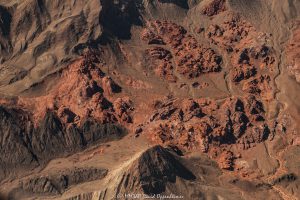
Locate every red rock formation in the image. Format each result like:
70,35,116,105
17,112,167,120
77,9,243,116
113,97,134,123
206,16,254,47
230,45,274,85
218,150,234,170
146,47,177,82
142,20,222,79
141,29,165,45
145,94,272,154
242,75,273,101
202,0,227,17
102,76,121,96
57,107,77,124
15,50,132,126
206,15,276,100
232,64,257,83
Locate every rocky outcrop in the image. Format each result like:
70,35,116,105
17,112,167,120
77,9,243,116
242,75,273,101
0,106,126,181
218,151,235,170
0,1,298,199
14,50,132,125
232,64,257,83
143,95,272,153
141,29,165,45
102,76,121,96
206,16,255,48
202,0,227,17
21,168,108,195
113,97,134,123
116,145,195,195
0,106,38,181
219,96,270,147
66,145,196,200
142,20,222,80
205,14,277,110
231,46,275,85
271,173,297,185
145,47,177,82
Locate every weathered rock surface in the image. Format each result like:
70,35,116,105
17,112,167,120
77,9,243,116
142,20,222,79
116,145,195,195
21,168,108,195
218,150,235,170
202,0,227,17
0,106,126,181
0,0,299,199
144,95,272,155
0,0,103,94
12,50,133,126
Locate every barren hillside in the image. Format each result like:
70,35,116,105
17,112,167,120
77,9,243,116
0,0,299,199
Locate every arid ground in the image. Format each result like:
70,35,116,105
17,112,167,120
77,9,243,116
0,0,299,199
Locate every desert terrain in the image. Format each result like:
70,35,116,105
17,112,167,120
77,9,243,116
0,0,299,199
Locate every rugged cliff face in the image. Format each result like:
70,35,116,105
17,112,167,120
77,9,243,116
0,0,300,199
